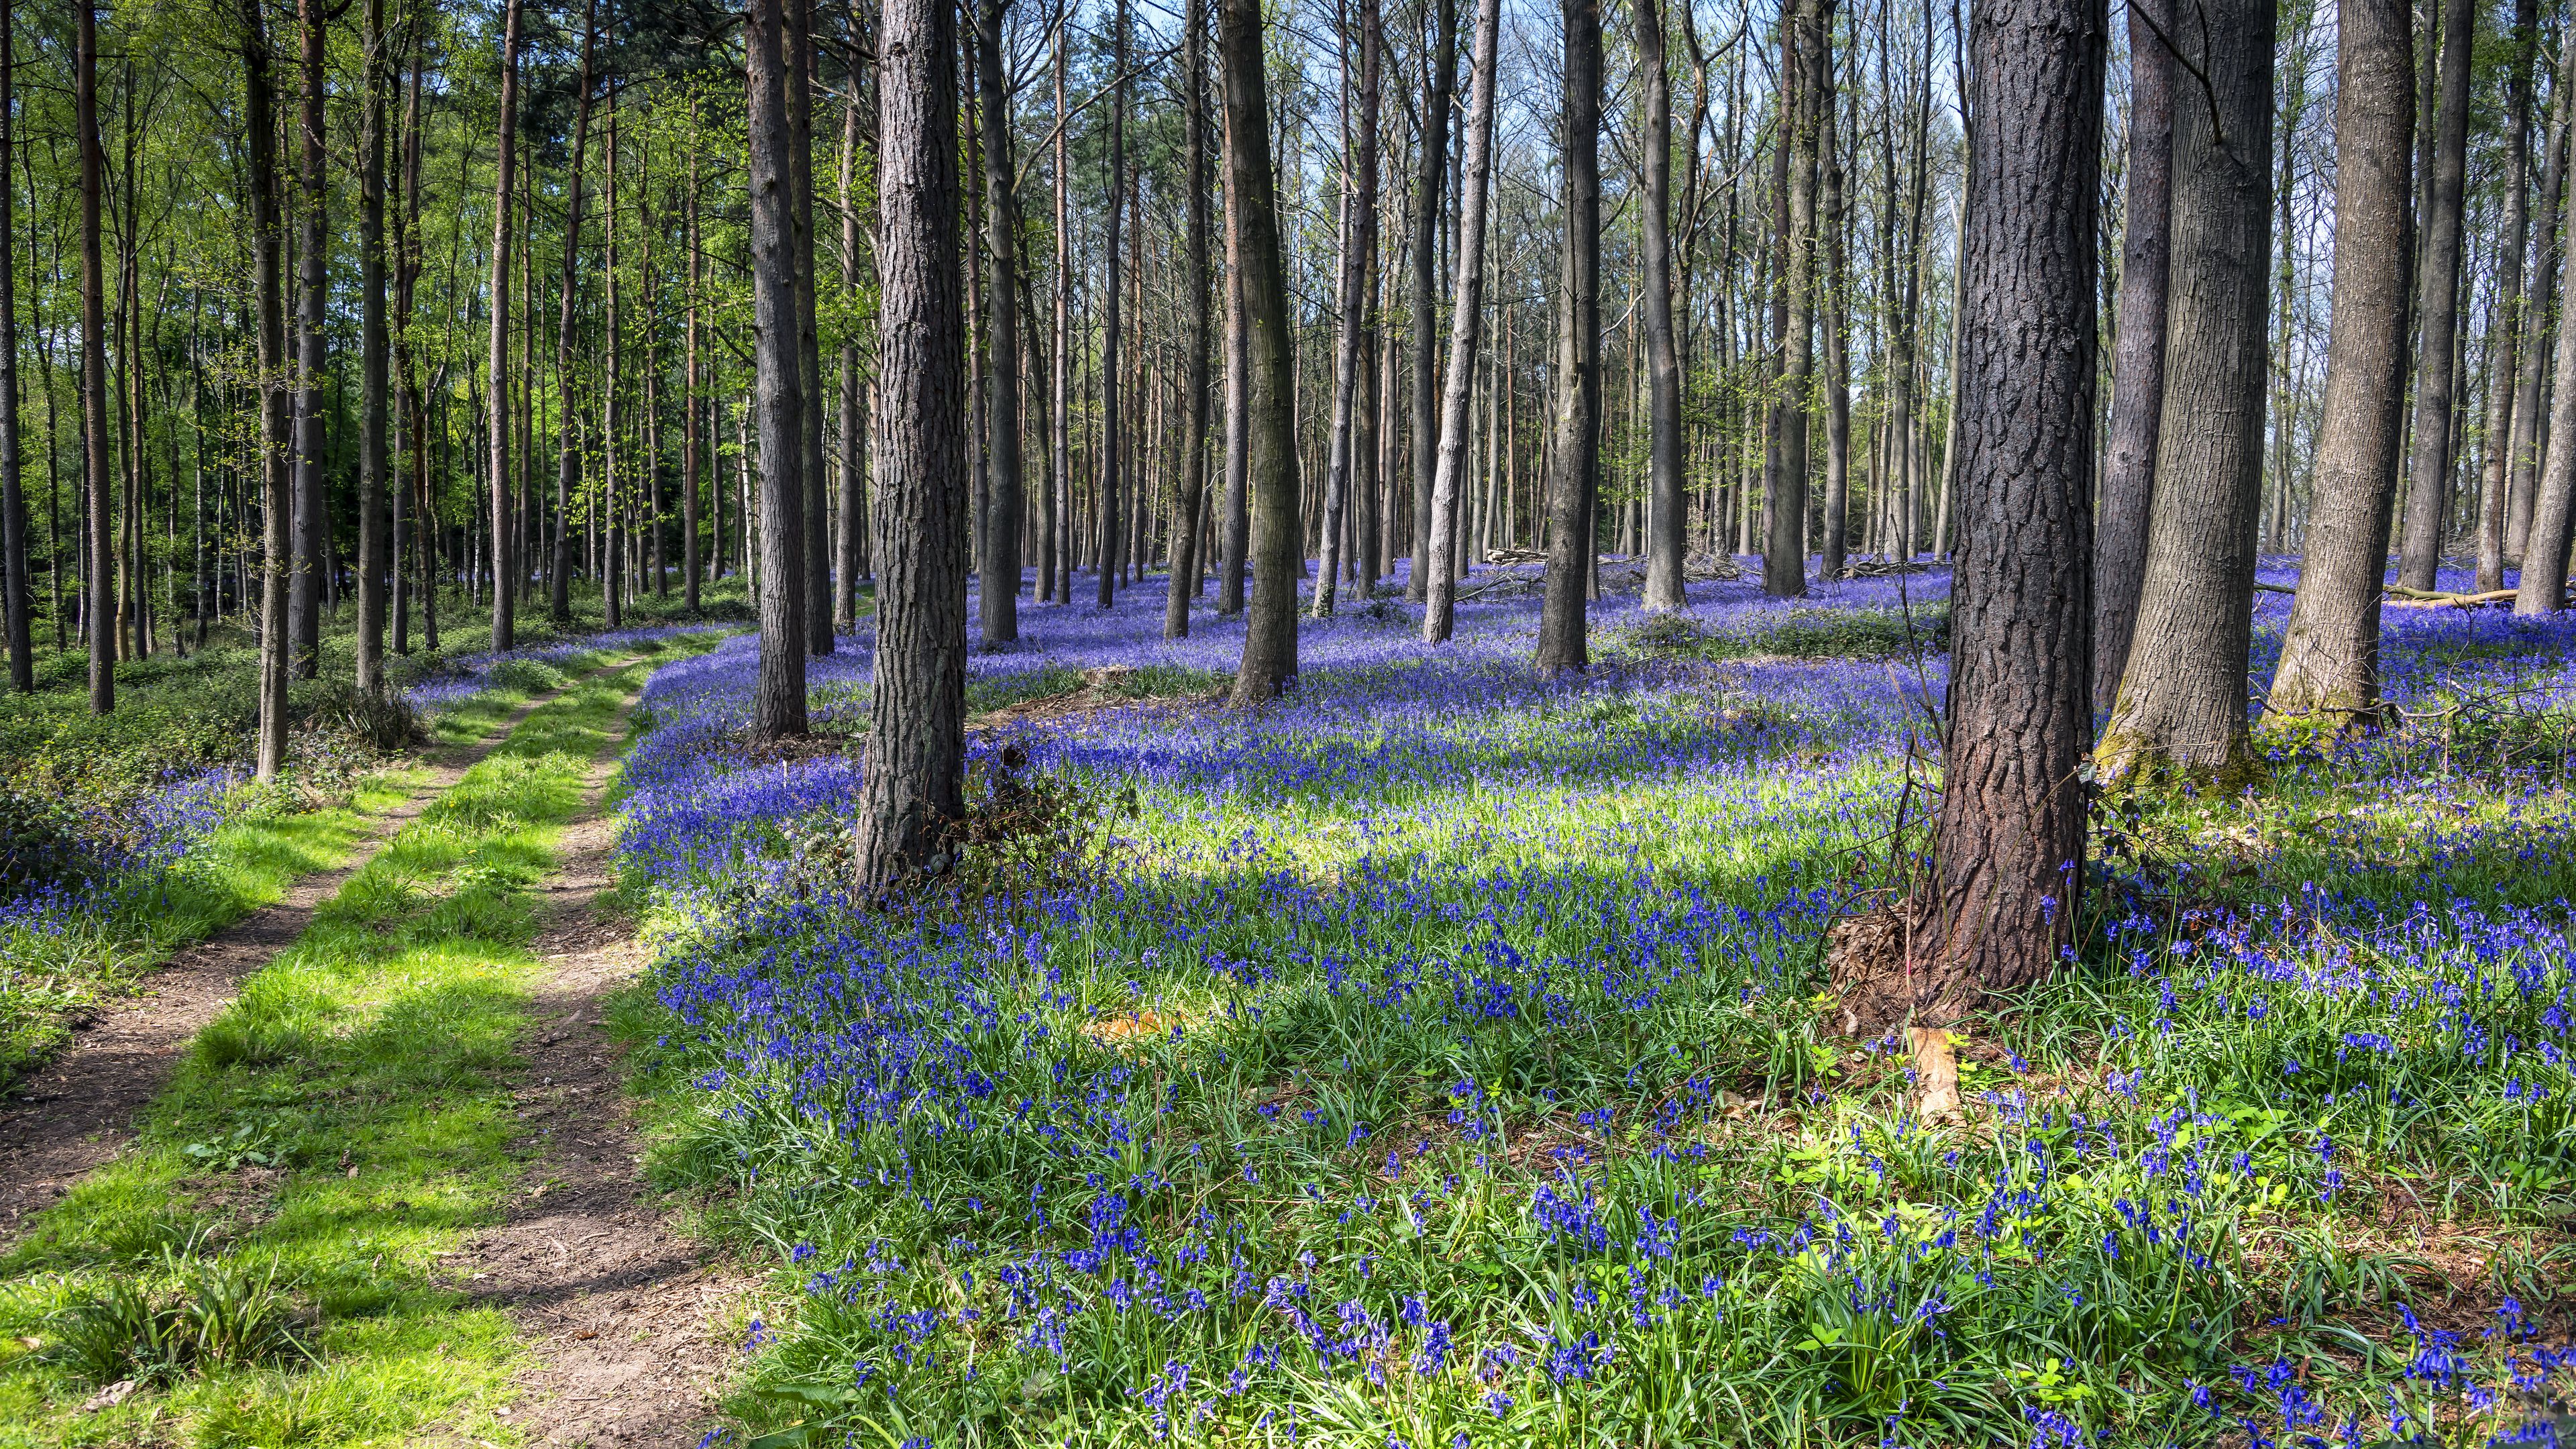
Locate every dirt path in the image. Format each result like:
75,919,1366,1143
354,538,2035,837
460,690,753,1447
0,665,640,1236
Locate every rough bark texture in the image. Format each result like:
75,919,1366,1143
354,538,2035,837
975,0,1020,645
2096,0,2272,786
790,0,830,657
1635,0,1685,610
836,40,865,631
239,0,289,773
1419,0,1501,643
1053,34,1075,608
76,0,110,714
2094,0,2169,716
1406,0,1459,602
1220,162,1250,615
290,0,327,678
1224,0,1303,704
1763,0,1826,599
486,0,521,654
2263,0,2411,728
2395,0,2473,590
2508,72,2571,564
1532,0,1602,673
1098,0,1129,611
0,0,25,694
354,0,389,697
2477,0,2538,592
2519,140,2576,614
1165,0,1214,641
1314,0,1378,619
747,0,808,738
851,0,969,884
548,20,597,627
1909,0,2103,1033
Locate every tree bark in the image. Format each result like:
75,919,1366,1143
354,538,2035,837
1224,0,1303,702
1904,0,2104,1108
974,0,1021,644
239,0,288,767
2508,66,2571,564
2477,0,2539,592
76,0,111,713
1764,0,1827,599
291,0,328,677
2096,0,2272,787
1315,0,1379,618
790,0,831,656
2395,0,2473,590
486,0,521,653
1052,30,1075,608
2263,0,2411,727
2093,0,2171,715
1099,0,1130,610
356,0,390,696
837,24,865,630
1635,0,1686,610
685,137,704,611
1166,0,1215,639
1533,0,1602,672
1406,0,1460,601
748,0,809,736
547,12,596,626
0,0,25,693
1419,0,1501,643
854,0,970,883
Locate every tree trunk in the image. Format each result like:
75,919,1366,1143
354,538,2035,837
1315,0,1379,619
2094,0,2171,715
355,0,390,696
1907,0,2104,1110
1220,121,1250,616
76,0,111,714
1099,0,1130,610
1165,0,1215,639
790,0,831,657
547,11,596,625
2509,66,2571,564
0,0,24,693
291,0,328,677
486,0,521,653
1419,0,1501,643
1406,0,1460,601
1764,0,1827,599
1052,30,1075,608
854,0,969,884
2096,0,2272,787
974,0,1020,644
1636,0,1685,610
684,144,704,611
2477,0,2539,591
747,0,808,736
1224,0,1303,702
2395,0,2473,590
837,29,865,630
604,90,625,630
2263,0,2411,727
1820,92,1851,582
239,0,288,767
1532,0,1601,672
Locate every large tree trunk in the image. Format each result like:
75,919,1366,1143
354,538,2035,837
1419,0,1501,643
76,0,111,714
2395,0,2473,590
291,0,328,677
853,0,969,883
2478,0,2540,591
1405,0,1460,601
975,0,1020,645
1635,0,1685,610
747,0,808,736
1098,0,1129,610
1314,0,1379,618
355,0,390,696
1224,0,1303,702
1532,0,1602,672
1764,0,1827,599
547,13,596,626
2094,0,2171,715
2262,0,2412,726
0,0,25,693
1900,0,2104,1114
239,0,288,768
2509,69,2571,564
1165,0,1215,639
486,0,521,653
2096,0,2272,787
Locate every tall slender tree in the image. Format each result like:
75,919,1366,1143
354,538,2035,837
1315,0,1379,617
747,0,808,737
355,0,391,696
1224,0,1302,702
2096,0,2273,785
548,7,597,627
1098,0,1130,610
76,0,111,714
975,0,1021,644
1165,0,1215,639
486,0,523,653
854,0,969,883
2263,0,2412,727
2477,0,2540,591
239,0,289,769
290,0,328,678
0,0,25,694
1419,0,1501,643
1636,0,1686,610
1533,0,1603,672
2094,0,2171,714
2396,0,2473,590
1406,0,1459,601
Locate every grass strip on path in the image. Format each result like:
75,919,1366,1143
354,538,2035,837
0,633,716,1449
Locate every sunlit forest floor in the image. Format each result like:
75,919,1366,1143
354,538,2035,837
606,556,2576,1446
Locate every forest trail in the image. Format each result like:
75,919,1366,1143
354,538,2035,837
454,678,752,1447
0,658,648,1239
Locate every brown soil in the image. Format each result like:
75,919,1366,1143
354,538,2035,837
0,672,626,1240
460,700,756,1447
985,665,1226,726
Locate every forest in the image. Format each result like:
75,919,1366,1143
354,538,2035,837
0,0,2573,1441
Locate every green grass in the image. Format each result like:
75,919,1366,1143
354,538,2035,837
0,630,720,1448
